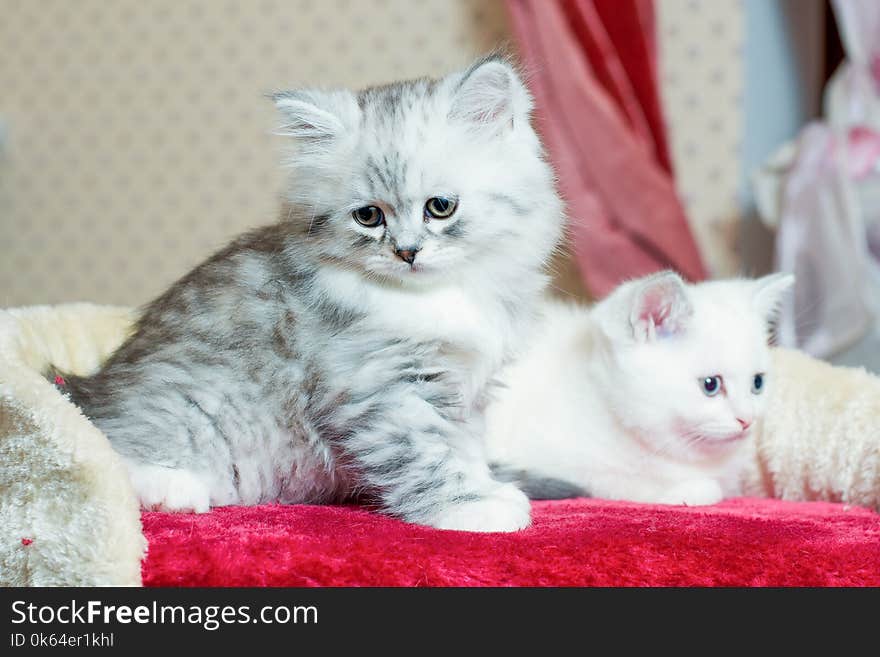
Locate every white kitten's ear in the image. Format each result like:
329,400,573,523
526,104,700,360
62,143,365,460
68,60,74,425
449,56,532,135
271,90,349,142
752,272,795,325
629,271,693,342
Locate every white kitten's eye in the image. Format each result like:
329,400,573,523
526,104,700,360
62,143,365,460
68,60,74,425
700,375,722,396
425,197,457,219
352,206,385,227
752,373,765,394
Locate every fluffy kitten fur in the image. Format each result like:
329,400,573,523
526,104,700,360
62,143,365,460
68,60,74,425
58,57,564,531
486,271,795,505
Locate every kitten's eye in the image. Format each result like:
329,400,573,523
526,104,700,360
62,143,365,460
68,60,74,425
352,206,384,228
752,373,765,394
701,375,722,397
425,197,457,219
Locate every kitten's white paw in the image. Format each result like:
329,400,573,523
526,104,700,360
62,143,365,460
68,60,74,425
430,483,531,532
124,461,212,513
660,479,724,506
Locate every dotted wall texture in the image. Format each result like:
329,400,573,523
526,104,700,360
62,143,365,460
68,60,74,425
657,0,744,277
0,0,743,306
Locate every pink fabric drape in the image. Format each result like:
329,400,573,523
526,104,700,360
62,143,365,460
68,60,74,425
506,0,706,297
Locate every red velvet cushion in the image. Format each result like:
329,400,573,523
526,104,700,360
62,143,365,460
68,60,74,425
141,498,880,586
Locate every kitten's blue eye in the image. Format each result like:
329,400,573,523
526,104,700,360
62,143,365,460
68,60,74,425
352,206,384,227
752,373,765,394
425,197,457,219
701,375,722,396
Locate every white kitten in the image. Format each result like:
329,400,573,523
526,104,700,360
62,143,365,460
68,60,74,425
485,271,795,506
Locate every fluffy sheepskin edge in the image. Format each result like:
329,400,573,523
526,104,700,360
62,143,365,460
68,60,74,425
0,304,145,586
743,348,880,511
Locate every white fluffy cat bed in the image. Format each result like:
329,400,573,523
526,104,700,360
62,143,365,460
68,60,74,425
1,304,878,586
0,305,144,585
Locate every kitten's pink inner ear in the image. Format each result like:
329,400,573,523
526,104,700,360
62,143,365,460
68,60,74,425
631,277,692,342
449,59,528,135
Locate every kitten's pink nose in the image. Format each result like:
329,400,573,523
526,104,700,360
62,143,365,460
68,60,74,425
737,418,752,430
395,248,419,265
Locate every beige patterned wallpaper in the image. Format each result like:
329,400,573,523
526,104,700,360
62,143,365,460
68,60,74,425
657,0,744,277
0,0,743,307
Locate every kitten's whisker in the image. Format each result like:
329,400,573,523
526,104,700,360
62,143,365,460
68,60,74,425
306,208,319,237
547,283,580,299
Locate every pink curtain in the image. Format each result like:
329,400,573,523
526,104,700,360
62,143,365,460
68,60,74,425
506,0,706,297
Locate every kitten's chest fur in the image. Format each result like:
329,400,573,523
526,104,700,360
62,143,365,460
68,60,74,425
317,267,519,401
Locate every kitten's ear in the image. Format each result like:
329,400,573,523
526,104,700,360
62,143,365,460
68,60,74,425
752,272,795,325
448,56,532,135
629,272,693,342
271,90,351,142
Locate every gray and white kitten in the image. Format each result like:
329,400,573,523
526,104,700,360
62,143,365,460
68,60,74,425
56,57,564,532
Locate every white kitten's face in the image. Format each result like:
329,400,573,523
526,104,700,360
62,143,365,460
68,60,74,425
273,58,562,288
593,272,794,462
613,296,772,457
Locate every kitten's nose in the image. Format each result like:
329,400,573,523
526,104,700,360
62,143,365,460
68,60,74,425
737,418,752,430
395,247,419,265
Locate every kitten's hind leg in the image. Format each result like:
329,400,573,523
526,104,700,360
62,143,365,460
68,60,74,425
346,396,531,532
123,460,213,513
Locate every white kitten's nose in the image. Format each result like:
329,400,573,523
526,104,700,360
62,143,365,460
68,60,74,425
737,418,752,430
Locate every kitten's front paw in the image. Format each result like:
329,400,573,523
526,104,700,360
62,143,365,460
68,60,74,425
659,479,724,506
124,461,212,513
429,483,531,532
